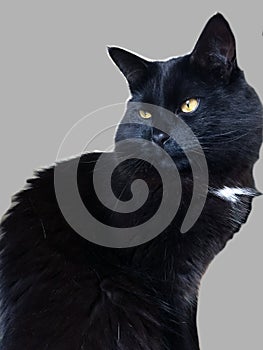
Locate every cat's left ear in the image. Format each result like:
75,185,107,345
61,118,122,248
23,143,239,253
190,13,237,80
108,47,149,90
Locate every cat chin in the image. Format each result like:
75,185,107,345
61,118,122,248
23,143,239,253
116,139,189,164
146,145,191,172
155,156,190,172
115,146,190,174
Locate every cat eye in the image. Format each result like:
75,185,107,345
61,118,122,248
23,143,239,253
181,98,200,113
139,110,152,119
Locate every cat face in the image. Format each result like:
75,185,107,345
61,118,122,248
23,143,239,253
109,14,262,173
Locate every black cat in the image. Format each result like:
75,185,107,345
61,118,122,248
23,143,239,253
0,13,262,350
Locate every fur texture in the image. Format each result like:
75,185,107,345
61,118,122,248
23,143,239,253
0,13,262,349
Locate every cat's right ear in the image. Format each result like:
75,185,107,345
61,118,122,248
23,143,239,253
107,47,149,90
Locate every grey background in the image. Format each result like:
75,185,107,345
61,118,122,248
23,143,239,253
0,1,262,349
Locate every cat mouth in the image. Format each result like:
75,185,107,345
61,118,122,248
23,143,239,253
140,142,190,171
115,138,191,171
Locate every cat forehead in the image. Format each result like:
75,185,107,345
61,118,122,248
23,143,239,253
152,57,188,75
138,56,203,102
147,56,202,87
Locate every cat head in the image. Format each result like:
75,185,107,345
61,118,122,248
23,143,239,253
109,13,262,181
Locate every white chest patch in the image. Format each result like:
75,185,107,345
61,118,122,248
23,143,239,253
210,186,257,203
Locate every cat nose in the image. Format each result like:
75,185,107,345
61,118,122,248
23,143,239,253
152,131,170,147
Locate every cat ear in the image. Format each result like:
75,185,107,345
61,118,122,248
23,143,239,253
108,47,149,89
190,13,237,80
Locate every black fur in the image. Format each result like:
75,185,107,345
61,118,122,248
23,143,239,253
0,13,262,349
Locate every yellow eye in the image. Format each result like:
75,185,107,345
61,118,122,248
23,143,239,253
181,98,200,113
139,110,152,119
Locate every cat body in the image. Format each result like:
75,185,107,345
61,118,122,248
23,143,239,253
0,14,262,349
